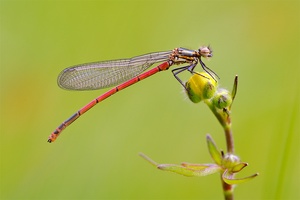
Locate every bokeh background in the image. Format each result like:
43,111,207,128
1,0,299,199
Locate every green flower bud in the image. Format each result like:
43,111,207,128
212,88,232,109
185,72,218,103
222,154,240,170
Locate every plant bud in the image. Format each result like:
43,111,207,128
185,72,217,103
212,88,232,109
222,153,240,169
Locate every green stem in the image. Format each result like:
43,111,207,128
224,123,234,154
221,120,235,200
206,102,235,154
222,124,235,200
205,101,235,199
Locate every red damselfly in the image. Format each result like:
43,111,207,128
48,46,218,143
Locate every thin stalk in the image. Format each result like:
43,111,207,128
205,102,235,154
221,174,234,200
224,122,234,154
205,100,235,199
222,123,235,200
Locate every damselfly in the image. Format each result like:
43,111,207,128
48,46,218,143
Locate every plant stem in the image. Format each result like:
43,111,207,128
206,101,235,199
221,174,234,200
206,103,235,153
222,123,235,200
224,123,234,154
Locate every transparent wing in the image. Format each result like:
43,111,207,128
58,51,172,90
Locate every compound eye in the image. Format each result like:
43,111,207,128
199,46,213,58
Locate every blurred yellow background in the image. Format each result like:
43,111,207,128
1,0,299,199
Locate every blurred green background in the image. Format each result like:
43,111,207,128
1,0,299,199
